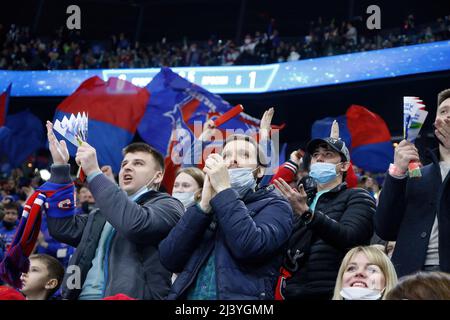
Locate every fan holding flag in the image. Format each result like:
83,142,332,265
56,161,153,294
1,115,185,299
375,88,450,278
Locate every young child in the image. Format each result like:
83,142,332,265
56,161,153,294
20,254,65,300
0,202,20,248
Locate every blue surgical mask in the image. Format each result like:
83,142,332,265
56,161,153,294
129,172,159,201
228,168,257,197
309,162,338,184
172,192,196,209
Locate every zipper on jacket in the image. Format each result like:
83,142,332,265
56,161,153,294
102,229,116,297
179,241,215,297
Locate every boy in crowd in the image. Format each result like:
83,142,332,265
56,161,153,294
20,254,65,300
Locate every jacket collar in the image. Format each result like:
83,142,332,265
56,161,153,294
134,190,160,205
324,181,347,194
426,148,441,164
425,147,450,165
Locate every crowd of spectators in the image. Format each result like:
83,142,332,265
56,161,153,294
0,152,382,269
1,14,449,70
2,94,450,300
0,165,87,270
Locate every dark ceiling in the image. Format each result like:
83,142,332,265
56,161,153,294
1,0,449,42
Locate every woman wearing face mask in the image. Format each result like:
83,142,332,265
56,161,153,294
333,246,398,300
172,168,204,210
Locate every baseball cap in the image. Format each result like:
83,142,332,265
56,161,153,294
306,137,350,162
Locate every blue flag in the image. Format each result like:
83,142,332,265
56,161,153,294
0,110,45,167
138,67,262,157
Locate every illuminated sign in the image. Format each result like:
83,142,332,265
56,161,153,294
1,41,450,97
102,65,279,93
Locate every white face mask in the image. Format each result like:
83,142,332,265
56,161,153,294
340,287,383,300
172,192,196,209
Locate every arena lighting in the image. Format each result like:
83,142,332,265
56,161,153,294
39,169,51,181
1,40,450,97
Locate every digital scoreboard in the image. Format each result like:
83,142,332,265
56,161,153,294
1,40,449,97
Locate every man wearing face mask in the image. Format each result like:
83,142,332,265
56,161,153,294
0,202,20,248
42,122,184,300
159,134,293,300
76,186,96,214
274,131,376,300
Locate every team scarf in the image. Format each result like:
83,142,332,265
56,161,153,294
0,183,73,288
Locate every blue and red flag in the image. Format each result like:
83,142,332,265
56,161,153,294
311,104,394,173
54,76,149,172
138,67,283,192
138,67,267,155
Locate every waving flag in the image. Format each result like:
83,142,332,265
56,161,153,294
138,67,266,155
54,76,149,172
138,67,283,192
0,84,12,161
0,110,45,167
0,84,11,127
311,105,394,173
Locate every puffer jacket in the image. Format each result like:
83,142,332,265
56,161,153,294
159,185,293,300
283,183,376,299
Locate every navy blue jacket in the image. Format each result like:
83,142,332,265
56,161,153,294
375,149,450,277
159,186,293,300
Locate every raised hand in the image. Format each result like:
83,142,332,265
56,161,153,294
260,107,274,141
203,153,231,194
101,165,116,183
199,119,220,142
75,142,101,177
199,175,215,213
393,140,420,173
274,177,309,215
434,117,450,149
289,149,304,166
46,120,69,165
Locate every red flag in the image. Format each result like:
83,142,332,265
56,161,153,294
55,77,150,172
0,84,12,127
346,104,391,148
57,77,149,133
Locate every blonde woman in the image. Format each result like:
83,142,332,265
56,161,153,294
332,246,398,300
